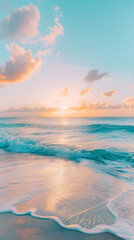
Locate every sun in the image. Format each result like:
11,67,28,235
61,106,67,111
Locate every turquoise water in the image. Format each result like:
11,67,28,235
0,118,134,239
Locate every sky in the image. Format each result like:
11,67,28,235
0,0,134,117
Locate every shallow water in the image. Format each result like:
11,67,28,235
0,117,134,239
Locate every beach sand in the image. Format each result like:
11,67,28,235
0,213,124,240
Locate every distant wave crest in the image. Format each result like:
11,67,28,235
0,122,134,134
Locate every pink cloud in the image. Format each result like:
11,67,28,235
59,87,71,96
102,89,117,97
41,18,64,46
69,100,108,111
2,105,60,113
37,48,53,57
69,97,134,112
80,88,90,96
124,96,134,107
0,43,41,84
0,4,40,43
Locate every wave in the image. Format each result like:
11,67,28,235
0,136,133,163
0,123,38,128
0,122,134,134
82,124,134,134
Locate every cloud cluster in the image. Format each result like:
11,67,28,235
69,98,134,111
84,69,108,83
80,87,90,96
41,17,64,46
0,43,41,84
69,100,109,111
1,96,134,115
59,87,70,96
0,4,40,43
4,105,59,113
102,89,117,97
0,4,64,86
124,96,134,107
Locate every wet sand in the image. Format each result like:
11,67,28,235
0,213,124,240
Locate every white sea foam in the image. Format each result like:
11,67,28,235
10,191,134,240
0,200,134,240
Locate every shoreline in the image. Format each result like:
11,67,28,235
0,212,124,240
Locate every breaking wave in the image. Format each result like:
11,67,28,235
0,135,133,163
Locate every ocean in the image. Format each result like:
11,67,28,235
0,117,134,239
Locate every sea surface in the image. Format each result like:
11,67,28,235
0,117,134,239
